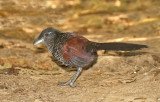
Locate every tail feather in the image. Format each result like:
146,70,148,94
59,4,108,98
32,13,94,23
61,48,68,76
89,42,148,51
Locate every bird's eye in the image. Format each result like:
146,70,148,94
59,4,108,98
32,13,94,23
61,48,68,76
48,32,52,34
45,33,49,37
45,32,52,37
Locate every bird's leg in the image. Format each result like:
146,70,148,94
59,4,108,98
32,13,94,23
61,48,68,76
58,67,82,87
69,67,82,87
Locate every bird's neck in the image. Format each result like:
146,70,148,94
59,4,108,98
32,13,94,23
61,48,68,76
44,38,55,53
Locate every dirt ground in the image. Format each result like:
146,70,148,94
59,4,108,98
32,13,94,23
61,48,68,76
0,0,160,102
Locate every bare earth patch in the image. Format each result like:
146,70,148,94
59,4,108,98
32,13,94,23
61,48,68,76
0,0,160,102
0,38,160,102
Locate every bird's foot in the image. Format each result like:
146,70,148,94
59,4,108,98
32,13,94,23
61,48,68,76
69,82,76,87
58,82,70,86
58,81,77,87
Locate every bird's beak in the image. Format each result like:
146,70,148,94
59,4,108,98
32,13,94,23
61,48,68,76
33,37,44,45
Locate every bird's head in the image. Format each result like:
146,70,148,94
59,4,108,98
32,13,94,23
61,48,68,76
33,27,60,45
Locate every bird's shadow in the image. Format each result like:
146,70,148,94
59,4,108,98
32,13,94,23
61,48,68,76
103,50,148,56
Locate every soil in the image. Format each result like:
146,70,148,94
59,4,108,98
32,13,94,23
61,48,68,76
0,0,160,102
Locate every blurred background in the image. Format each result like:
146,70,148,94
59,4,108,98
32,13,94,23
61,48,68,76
0,0,160,44
0,0,160,101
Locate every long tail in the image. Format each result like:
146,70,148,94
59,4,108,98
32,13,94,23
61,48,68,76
89,42,148,51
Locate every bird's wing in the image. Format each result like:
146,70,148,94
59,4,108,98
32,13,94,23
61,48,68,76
62,37,94,66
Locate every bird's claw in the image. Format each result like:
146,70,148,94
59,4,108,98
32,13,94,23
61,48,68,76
69,82,76,87
58,82,77,87
58,82,69,86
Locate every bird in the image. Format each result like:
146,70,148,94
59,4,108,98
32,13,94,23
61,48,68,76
33,27,148,87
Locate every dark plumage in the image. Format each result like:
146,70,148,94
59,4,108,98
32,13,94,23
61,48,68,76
33,27,148,87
